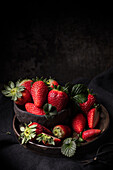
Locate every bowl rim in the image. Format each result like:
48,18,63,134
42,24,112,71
14,102,69,118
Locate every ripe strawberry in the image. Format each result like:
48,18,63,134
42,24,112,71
72,113,86,134
2,81,31,105
82,129,101,141
87,106,100,129
47,79,59,88
42,125,53,135
15,89,31,105
19,79,33,93
48,87,68,112
25,103,46,115
31,81,48,107
79,94,96,115
36,132,61,146
29,122,43,135
20,122,43,144
53,125,71,139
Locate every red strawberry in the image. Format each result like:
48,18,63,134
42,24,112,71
37,132,61,146
53,125,71,139
31,81,48,107
87,106,100,129
72,113,86,134
79,94,96,115
2,81,31,105
82,129,101,141
47,79,59,88
19,79,33,93
48,88,68,112
15,89,31,105
25,103,46,115
29,122,43,135
42,125,53,135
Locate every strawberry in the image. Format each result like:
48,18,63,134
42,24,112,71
82,129,101,141
29,122,43,135
31,80,48,107
72,113,86,134
36,132,61,146
48,86,68,112
20,122,53,144
79,94,96,115
20,122,43,144
2,81,31,105
25,103,46,115
19,79,33,93
53,125,71,139
47,79,59,88
87,106,100,129
42,125,53,135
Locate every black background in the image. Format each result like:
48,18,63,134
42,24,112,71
1,3,113,88
1,3,113,170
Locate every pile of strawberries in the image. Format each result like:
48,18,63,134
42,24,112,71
2,77,102,157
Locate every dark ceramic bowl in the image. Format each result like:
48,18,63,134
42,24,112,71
13,104,110,156
14,103,72,128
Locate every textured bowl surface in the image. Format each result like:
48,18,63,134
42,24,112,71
14,103,71,127
13,104,110,156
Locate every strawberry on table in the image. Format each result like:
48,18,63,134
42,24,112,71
53,125,71,139
2,81,31,105
31,80,48,107
48,85,68,112
25,103,46,115
36,132,61,146
87,105,100,129
79,93,96,115
82,129,101,141
72,113,86,134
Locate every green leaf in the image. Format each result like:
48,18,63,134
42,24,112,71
43,103,49,113
48,103,52,112
4,85,11,91
43,103,58,119
61,138,76,157
2,90,10,96
71,84,88,96
9,81,15,88
73,93,87,103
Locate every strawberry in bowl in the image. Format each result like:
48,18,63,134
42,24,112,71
2,77,71,128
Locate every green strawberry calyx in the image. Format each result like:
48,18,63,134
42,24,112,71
32,76,47,85
43,103,58,119
2,81,25,101
53,126,64,139
36,133,55,145
19,122,37,144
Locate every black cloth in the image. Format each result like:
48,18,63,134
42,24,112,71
0,68,113,170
